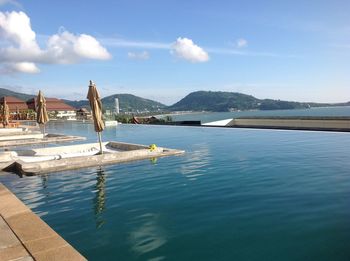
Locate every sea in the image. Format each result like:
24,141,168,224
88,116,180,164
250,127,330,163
0,107,350,261
169,106,350,123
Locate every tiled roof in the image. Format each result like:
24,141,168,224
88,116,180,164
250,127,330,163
0,96,76,112
0,96,26,103
0,96,29,111
27,98,76,111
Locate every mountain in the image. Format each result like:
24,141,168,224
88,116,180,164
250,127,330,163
1,87,349,113
101,94,166,112
0,88,165,112
169,91,321,111
169,91,260,111
65,94,166,112
0,88,35,101
63,99,89,109
258,99,310,110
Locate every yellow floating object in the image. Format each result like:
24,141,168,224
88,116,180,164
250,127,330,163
149,144,157,151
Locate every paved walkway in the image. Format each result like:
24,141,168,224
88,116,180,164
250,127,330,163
0,183,86,261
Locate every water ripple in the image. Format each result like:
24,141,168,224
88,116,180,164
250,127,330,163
1,123,350,260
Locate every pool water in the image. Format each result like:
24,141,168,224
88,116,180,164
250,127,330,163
1,123,350,260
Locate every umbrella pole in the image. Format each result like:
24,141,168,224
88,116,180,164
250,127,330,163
98,132,103,154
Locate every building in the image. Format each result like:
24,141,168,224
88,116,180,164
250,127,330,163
0,96,31,120
27,98,76,120
76,108,92,120
114,98,120,114
0,96,29,112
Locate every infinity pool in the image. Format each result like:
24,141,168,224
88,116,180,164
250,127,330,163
1,122,350,260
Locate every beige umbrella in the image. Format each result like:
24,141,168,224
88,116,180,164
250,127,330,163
36,90,49,135
2,100,10,128
87,80,105,154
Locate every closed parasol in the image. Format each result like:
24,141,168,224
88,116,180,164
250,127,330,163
87,80,105,154
2,100,9,128
36,90,49,135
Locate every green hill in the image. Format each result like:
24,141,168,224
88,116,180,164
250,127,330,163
0,88,35,101
258,99,310,110
1,87,349,113
65,94,166,112
101,94,166,112
0,87,165,112
169,91,260,111
169,91,313,111
63,99,89,109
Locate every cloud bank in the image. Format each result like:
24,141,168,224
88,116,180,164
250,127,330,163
171,37,209,63
0,11,111,74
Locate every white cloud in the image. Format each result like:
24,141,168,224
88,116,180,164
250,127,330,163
45,31,111,64
127,51,150,60
100,36,293,59
0,11,40,51
10,62,40,73
74,34,110,59
0,62,40,74
236,38,248,48
0,11,111,74
171,37,209,63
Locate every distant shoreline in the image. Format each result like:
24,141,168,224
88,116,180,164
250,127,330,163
154,105,350,118
153,111,210,118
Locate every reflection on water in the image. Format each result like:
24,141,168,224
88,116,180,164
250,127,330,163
41,174,48,189
39,174,51,204
1,123,350,261
128,213,167,257
93,168,106,229
150,157,158,165
16,176,48,214
180,144,211,181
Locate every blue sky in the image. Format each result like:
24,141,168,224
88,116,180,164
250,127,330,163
0,0,349,105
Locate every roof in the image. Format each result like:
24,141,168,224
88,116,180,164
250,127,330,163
0,96,29,111
0,96,26,103
27,98,76,111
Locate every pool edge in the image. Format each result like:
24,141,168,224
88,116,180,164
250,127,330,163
0,183,87,261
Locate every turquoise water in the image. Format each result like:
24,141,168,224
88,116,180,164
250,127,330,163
170,106,350,123
1,122,350,260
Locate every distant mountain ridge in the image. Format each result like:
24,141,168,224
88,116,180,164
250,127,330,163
0,88,35,101
0,88,165,112
169,91,350,111
64,94,166,112
169,91,260,111
1,87,349,112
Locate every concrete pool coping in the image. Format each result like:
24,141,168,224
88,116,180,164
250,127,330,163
0,183,86,261
0,134,86,148
203,117,350,132
2,141,185,176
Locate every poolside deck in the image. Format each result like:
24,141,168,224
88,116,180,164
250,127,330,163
0,133,86,148
9,142,185,175
0,183,86,261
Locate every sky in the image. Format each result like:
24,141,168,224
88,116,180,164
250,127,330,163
0,0,349,105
